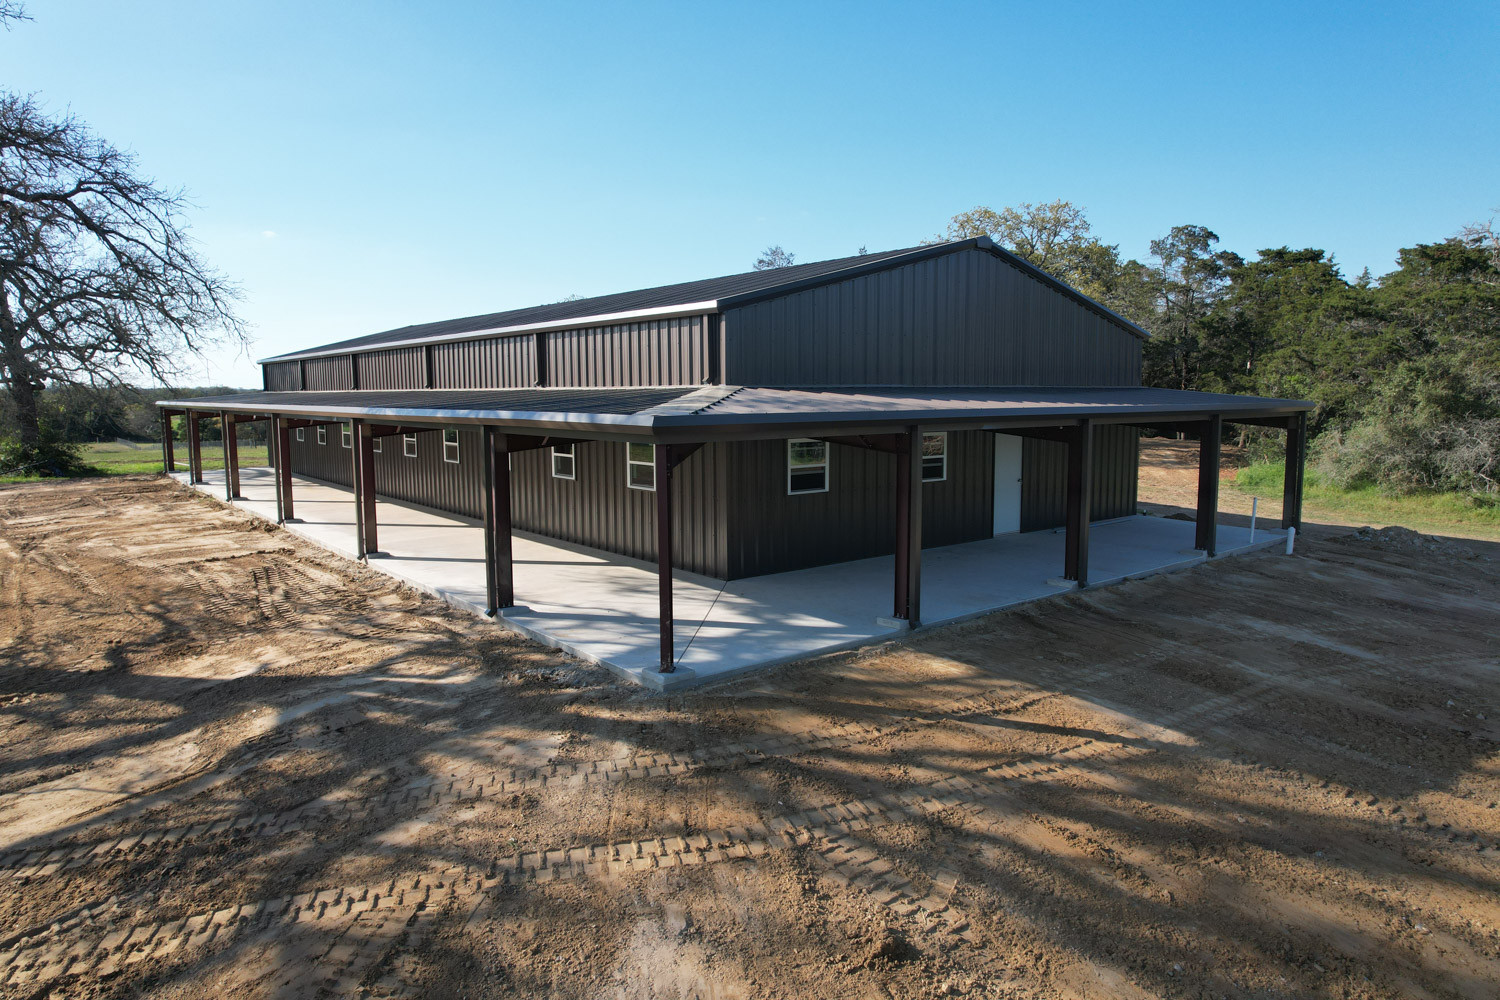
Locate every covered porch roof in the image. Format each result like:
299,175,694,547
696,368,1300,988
155,384,1312,679
156,384,1313,442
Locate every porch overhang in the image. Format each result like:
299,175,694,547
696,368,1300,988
155,384,1314,444
156,384,1313,680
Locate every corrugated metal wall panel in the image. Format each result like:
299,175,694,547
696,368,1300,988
263,361,302,391
723,248,1140,387
288,430,728,576
431,336,537,389
724,431,994,579
302,356,355,391
357,347,425,390
1018,426,1139,531
548,316,707,387
510,441,726,576
287,424,354,487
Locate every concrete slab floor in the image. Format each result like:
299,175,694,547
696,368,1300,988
170,467,1290,690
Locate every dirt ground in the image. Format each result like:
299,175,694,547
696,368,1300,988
1137,437,1269,520
0,471,1497,1000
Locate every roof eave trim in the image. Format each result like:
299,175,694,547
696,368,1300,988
257,300,721,364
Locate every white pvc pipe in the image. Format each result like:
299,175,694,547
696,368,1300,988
1249,496,1258,544
1285,525,1296,555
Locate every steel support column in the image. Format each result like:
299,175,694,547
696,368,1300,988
161,411,175,473
187,412,204,484
496,432,515,609
357,420,378,555
893,426,923,625
350,421,366,560
1064,419,1093,585
277,417,295,521
1195,414,1221,556
269,416,283,523
1282,413,1306,531
481,429,516,614
222,411,241,500
482,428,498,612
656,443,675,671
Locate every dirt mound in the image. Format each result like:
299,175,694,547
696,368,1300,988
1341,524,1486,559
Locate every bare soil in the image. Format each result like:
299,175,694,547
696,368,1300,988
1137,437,1269,519
0,474,1497,999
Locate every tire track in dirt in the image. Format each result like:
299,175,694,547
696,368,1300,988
0,674,1306,992
13,633,1491,887
0,667,1112,880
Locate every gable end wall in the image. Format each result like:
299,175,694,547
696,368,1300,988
721,247,1141,387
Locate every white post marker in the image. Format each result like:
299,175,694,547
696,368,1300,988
1285,525,1296,555
1249,496,1258,544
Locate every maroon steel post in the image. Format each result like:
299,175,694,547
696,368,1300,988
350,421,366,559
269,416,283,522
1194,414,1221,556
187,412,203,484
223,412,241,499
893,432,911,621
893,425,924,626
492,431,514,608
358,421,378,554
1064,419,1094,585
277,418,295,521
656,443,674,671
161,411,175,473
482,428,498,612
1281,413,1306,531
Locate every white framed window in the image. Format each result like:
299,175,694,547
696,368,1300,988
552,443,576,480
316,426,326,446
443,428,460,464
403,434,417,458
787,438,829,495
921,432,947,482
627,442,655,491
372,436,382,454
341,423,352,449
295,427,305,443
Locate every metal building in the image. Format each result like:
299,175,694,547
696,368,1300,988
159,238,1312,675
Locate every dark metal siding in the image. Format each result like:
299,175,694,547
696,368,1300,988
290,427,481,518
302,355,355,391
432,336,537,388
288,430,728,576
357,347,425,390
722,248,1141,387
1018,426,1139,531
510,441,726,576
263,361,302,391
547,316,707,387
723,431,994,579
287,425,354,488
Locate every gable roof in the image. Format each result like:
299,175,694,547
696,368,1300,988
260,237,1148,364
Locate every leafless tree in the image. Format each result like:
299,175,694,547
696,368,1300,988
0,93,245,450
754,245,796,270
1459,211,1500,277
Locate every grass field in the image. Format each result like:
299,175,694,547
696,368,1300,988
0,440,269,482
1234,459,1500,541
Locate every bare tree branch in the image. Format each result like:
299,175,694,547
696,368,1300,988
0,93,247,448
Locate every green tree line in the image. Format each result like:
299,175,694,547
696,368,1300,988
941,203,1500,500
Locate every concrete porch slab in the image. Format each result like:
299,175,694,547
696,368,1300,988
171,467,1288,690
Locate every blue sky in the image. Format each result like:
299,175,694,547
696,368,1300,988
5,1,1496,387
